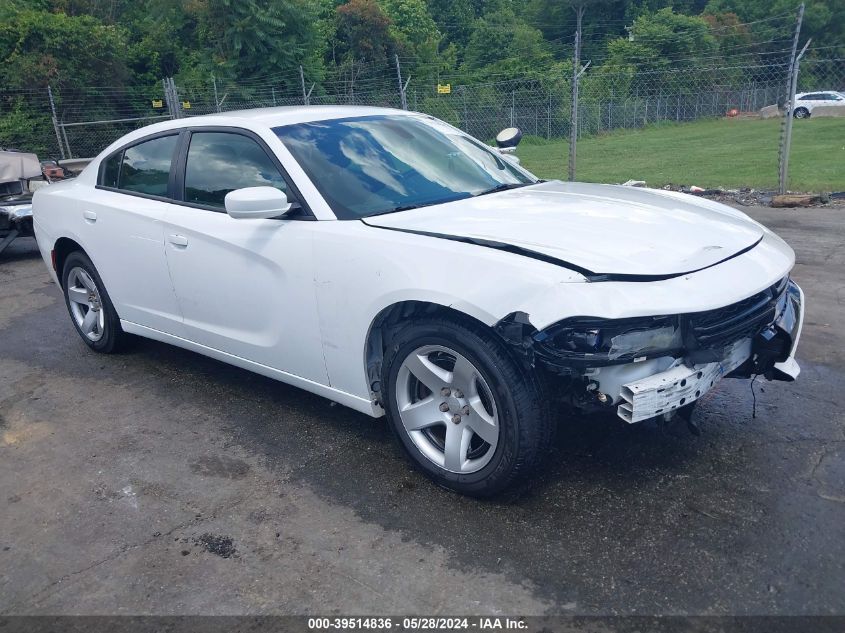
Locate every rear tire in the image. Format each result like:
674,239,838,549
61,251,128,353
793,107,810,119
381,317,549,497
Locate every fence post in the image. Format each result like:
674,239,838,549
781,38,811,195
212,74,221,113
173,78,183,118
47,85,66,159
462,86,468,132
300,66,309,106
568,4,584,181
350,58,355,105
163,78,181,118
779,3,805,195
394,54,408,110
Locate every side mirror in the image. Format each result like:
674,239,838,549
225,186,292,219
495,127,523,149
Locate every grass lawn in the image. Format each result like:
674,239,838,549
515,117,845,192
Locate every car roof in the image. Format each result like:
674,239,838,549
97,105,417,157
147,105,411,133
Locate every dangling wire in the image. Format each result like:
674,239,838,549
750,374,759,419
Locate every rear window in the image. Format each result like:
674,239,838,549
101,151,121,188
112,134,178,196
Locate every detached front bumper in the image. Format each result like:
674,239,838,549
617,280,804,423
771,280,804,381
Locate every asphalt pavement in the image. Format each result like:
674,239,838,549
0,206,843,615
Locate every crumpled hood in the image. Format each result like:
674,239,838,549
363,180,765,278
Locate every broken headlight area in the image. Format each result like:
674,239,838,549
533,315,684,368
730,278,802,380
527,276,799,417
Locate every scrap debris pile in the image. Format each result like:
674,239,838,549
622,179,842,208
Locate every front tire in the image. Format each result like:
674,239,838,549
381,317,549,497
62,251,128,353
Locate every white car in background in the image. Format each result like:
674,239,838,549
792,91,845,118
32,106,804,496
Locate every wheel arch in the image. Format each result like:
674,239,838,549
363,300,515,410
53,237,86,288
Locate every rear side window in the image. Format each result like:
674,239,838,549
116,134,178,196
183,132,288,208
101,152,121,188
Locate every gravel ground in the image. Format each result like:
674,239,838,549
0,206,843,616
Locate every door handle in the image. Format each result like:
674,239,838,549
83,210,97,223
167,234,189,248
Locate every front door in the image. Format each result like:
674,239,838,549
162,129,327,384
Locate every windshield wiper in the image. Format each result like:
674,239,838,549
368,202,428,216
474,182,531,197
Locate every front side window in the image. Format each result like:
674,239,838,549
183,132,288,208
274,115,535,219
117,134,178,196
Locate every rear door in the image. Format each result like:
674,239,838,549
161,128,327,383
84,133,185,336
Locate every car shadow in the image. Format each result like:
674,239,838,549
123,334,712,503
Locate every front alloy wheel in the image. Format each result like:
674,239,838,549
382,317,549,497
396,345,499,474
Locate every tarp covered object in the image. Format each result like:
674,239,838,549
0,150,41,183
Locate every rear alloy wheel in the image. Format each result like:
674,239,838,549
66,266,106,343
62,251,128,353
382,318,549,497
793,107,810,119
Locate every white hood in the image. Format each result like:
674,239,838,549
363,181,765,278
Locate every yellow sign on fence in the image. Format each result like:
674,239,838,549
437,84,451,94
151,99,163,108
182,101,192,109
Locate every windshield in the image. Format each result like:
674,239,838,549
273,115,536,219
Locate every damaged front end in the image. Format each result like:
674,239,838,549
497,277,803,424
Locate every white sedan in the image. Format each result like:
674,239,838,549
32,106,804,496
792,91,845,118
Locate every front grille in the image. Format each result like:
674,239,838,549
687,277,787,350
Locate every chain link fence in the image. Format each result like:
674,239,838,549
2,57,843,184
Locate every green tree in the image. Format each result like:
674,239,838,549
462,5,556,80
427,0,476,51
704,0,844,57
188,0,324,85
605,8,718,71
333,0,395,64
0,4,128,89
380,0,440,62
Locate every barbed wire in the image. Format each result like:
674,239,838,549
2,55,843,164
